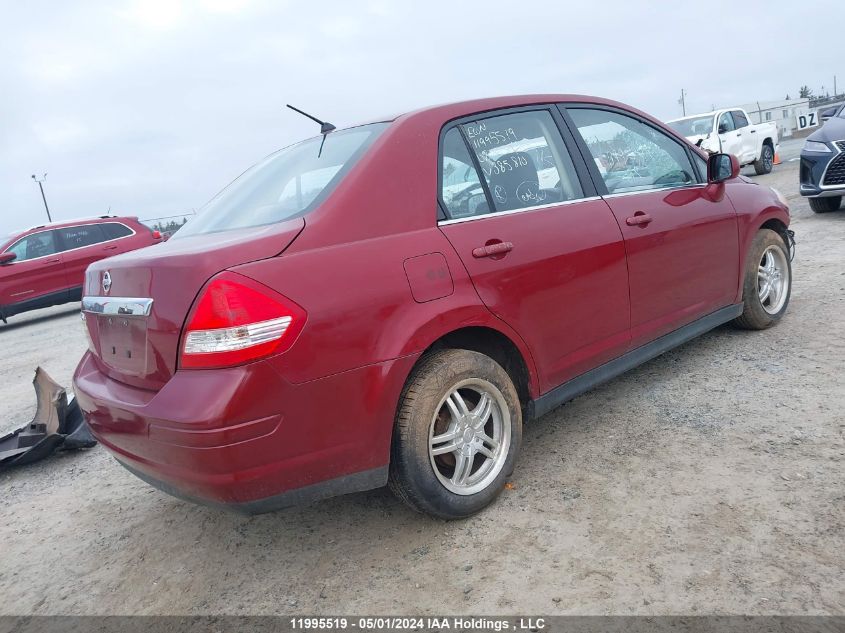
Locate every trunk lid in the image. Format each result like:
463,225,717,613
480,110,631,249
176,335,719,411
82,219,304,390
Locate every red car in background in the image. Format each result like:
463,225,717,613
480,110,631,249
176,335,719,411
0,216,161,322
73,95,793,519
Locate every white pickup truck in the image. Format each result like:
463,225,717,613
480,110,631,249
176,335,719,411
667,108,778,175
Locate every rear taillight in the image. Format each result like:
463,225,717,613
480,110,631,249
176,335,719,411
179,272,306,369
151,230,162,239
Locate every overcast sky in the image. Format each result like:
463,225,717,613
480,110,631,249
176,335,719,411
2,0,842,235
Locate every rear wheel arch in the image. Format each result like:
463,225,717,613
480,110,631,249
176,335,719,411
403,326,535,419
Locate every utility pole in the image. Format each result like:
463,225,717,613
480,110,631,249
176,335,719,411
835,75,838,97
678,89,687,116
31,173,52,222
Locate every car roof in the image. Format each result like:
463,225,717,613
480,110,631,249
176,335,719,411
319,94,667,143
2,216,139,249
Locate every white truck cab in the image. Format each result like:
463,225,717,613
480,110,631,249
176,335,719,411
667,108,779,175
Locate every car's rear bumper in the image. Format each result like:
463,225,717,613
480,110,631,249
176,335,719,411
73,350,418,513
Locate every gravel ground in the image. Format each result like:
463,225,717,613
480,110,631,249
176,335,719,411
1,159,843,616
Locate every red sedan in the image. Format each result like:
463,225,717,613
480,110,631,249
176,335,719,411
73,95,792,519
1,216,162,323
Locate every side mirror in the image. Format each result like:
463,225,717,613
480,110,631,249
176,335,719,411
820,107,837,122
708,153,740,183
0,252,17,265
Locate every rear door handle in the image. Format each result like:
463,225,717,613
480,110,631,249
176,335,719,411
625,212,653,227
472,241,514,258
103,245,118,251
44,258,61,264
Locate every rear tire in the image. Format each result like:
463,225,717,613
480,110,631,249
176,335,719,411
733,229,792,330
809,196,842,213
388,349,522,520
753,143,774,175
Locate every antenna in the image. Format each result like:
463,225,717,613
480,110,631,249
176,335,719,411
286,104,336,134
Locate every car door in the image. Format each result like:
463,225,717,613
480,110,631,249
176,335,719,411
717,112,743,159
731,110,756,163
54,223,111,294
0,230,69,309
563,105,739,348
437,108,631,393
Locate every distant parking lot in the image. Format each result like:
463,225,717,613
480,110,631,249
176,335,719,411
1,159,843,615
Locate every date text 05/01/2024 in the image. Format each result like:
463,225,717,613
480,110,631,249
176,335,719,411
289,617,546,631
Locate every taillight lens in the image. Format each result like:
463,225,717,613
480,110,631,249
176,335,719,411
151,230,162,239
179,272,306,369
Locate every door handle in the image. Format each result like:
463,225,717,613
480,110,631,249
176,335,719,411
472,241,514,258
750,129,756,133
44,258,61,263
736,133,742,137
103,245,118,251
625,212,653,227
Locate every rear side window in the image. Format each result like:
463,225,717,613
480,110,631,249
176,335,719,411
5,231,58,261
101,222,133,240
462,110,583,213
57,224,106,250
441,128,488,219
176,123,387,237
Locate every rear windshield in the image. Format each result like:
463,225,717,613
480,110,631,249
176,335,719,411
176,123,387,237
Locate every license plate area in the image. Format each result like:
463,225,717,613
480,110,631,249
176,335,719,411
97,315,148,375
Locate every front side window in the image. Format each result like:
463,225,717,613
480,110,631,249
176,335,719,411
718,113,735,133
6,231,58,261
732,111,749,128
692,152,708,181
568,108,697,194
461,110,583,212
176,123,387,237
57,224,106,250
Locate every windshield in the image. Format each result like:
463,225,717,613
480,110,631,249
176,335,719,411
667,116,714,137
176,123,387,237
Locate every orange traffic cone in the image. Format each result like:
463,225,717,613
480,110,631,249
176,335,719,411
773,151,781,165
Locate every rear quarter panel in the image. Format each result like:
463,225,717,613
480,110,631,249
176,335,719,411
231,227,540,396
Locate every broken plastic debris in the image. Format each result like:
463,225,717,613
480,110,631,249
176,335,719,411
0,367,96,470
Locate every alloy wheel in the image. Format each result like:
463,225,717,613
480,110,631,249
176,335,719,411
428,379,511,496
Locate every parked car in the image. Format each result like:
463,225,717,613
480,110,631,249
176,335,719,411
799,105,845,213
74,95,793,519
0,216,162,322
666,108,779,175
819,103,845,123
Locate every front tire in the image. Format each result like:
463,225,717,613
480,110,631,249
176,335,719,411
753,144,774,175
733,229,792,330
388,349,522,520
809,196,842,213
